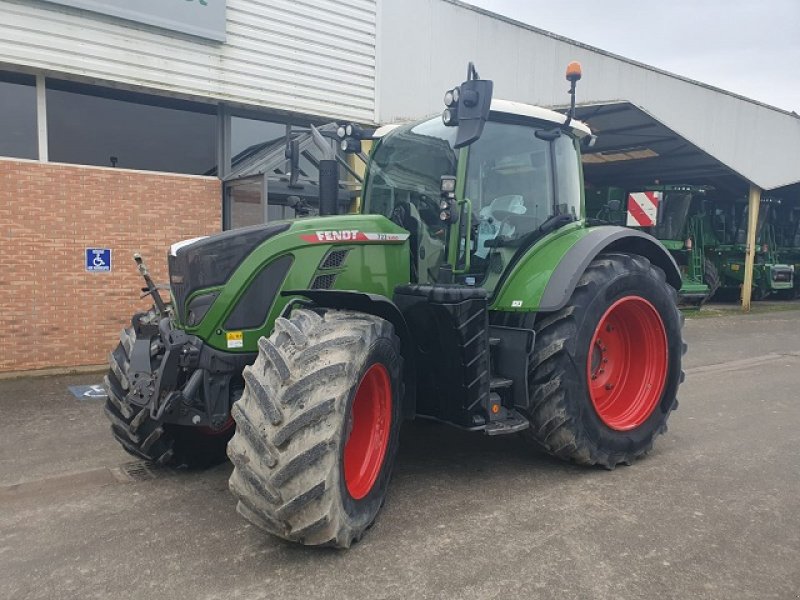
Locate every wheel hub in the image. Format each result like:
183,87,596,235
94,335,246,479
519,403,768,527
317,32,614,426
587,296,668,431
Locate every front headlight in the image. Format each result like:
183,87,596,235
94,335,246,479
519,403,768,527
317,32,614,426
185,291,220,327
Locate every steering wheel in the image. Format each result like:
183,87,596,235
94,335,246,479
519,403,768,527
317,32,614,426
490,209,519,224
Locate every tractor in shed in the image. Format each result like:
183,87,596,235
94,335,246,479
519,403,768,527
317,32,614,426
773,198,800,299
588,184,718,304
706,194,794,299
103,62,686,547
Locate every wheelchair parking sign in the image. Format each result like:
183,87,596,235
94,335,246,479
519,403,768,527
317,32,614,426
86,248,112,272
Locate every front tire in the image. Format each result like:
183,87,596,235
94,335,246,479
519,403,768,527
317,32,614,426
227,309,403,548
103,324,234,468
522,252,685,468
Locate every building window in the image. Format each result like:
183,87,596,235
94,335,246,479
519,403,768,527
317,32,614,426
46,79,216,174
0,71,38,160
230,116,287,165
226,177,300,230
223,122,359,230
228,179,266,230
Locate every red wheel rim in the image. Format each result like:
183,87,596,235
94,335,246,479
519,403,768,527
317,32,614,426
344,363,392,500
587,296,668,431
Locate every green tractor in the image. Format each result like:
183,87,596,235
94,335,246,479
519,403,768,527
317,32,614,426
587,185,718,304
770,198,800,299
104,62,686,547
706,195,794,299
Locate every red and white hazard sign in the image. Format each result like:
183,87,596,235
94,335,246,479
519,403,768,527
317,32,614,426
626,191,661,227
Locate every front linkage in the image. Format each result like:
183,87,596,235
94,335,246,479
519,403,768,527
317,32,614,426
104,255,253,466
125,311,253,429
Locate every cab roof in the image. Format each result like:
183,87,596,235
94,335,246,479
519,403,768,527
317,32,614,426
374,98,592,139
490,99,592,137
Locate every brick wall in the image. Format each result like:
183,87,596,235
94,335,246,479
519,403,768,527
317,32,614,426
0,159,221,373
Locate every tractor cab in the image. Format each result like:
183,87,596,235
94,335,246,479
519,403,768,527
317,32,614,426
651,187,699,242
362,100,591,291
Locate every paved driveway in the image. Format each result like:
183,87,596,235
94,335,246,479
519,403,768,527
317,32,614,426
1,309,799,599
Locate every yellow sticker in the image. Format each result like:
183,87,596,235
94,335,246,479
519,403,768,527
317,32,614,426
731,264,740,271
226,331,244,349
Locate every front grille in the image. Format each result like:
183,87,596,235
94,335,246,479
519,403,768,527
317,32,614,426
772,269,792,282
167,255,188,322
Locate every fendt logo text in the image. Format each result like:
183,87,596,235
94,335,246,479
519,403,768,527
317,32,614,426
299,231,411,244
306,230,362,242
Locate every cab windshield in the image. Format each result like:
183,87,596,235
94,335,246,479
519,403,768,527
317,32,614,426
362,119,456,238
652,191,692,240
466,121,580,258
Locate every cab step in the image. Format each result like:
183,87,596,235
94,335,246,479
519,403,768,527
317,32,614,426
484,408,530,436
489,377,513,390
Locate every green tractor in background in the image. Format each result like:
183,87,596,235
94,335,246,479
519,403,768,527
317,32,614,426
587,184,719,304
773,198,800,299
706,195,794,300
104,62,686,548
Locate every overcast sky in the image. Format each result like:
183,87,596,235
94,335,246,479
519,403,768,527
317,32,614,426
462,0,800,112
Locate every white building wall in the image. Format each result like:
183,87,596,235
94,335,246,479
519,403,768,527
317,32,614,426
0,0,377,122
376,0,800,190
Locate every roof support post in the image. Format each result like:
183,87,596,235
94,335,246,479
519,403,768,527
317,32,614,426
216,104,231,179
36,74,48,162
261,173,269,224
741,184,762,312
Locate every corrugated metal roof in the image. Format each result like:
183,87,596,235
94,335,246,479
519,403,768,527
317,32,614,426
376,0,800,191
574,102,744,194
0,0,377,122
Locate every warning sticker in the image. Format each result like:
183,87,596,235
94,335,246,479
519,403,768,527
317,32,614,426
226,331,243,349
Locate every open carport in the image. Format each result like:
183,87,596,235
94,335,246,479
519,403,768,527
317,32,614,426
568,101,800,307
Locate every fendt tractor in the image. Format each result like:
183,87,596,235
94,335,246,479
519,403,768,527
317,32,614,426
588,185,719,304
104,62,686,548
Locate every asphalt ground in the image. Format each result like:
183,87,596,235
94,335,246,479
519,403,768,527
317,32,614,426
1,307,799,600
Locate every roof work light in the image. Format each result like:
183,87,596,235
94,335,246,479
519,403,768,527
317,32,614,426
566,61,582,82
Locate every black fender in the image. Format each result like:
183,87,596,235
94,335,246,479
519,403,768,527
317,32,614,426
281,289,417,419
539,226,682,312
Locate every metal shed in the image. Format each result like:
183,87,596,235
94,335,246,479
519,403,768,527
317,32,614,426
375,0,800,307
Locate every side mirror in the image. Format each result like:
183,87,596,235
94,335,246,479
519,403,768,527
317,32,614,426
442,62,493,149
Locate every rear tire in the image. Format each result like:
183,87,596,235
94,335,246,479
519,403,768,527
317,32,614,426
227,309,403,548
522,252,685,468
104,324,234,468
